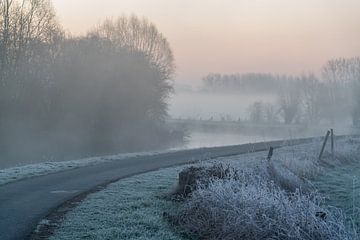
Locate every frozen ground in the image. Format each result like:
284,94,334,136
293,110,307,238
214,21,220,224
46,166,185,240
46,136,360,239
44,151,266,240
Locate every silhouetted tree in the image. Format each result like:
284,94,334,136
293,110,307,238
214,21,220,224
297,74,323,123
248,101,264,123
0,0,61,79
90,15,175,121
322,57,360,125
263,103,278,123
278,78,301,124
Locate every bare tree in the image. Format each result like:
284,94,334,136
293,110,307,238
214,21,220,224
89,15,174,121
322,57,360,125
0,0,62,125
297,74,323,123
277,77,301,124
91,15,175,82
0,0,13,77
0,0,61,81
248,101,264,124
263,103,278,123
322,57,360,85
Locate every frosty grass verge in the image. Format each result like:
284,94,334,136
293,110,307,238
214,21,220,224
47,136,360,240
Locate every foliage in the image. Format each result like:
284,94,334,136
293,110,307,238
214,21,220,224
170,164,357,240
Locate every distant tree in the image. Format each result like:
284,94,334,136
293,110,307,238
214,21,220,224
201,73,283,93
248,101,264,123
297,74,323,123
322,57,360,125
202,73,222,91
263,103,278,123
322,58,360,85
277,78,301,124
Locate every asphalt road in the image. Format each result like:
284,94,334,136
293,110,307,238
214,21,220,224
0,138,313,240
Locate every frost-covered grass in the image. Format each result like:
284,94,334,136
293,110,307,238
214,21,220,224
45,152,262,240
0,151,167,186
48,166,186,240
273,137,360,229
313,163,360,229
47,136,360,240
271,136,360,180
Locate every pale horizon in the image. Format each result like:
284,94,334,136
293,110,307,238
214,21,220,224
52,0,360,84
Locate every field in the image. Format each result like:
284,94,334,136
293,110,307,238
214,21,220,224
43,136,360,240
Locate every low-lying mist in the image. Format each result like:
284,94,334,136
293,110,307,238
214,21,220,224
169,68,360,148
0,8,185,168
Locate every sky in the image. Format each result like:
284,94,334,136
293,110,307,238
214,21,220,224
52,0,360,85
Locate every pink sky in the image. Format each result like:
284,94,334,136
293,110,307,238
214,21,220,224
52,0,360,84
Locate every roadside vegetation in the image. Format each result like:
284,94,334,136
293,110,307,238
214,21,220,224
168,164,356,240
166,137,360,240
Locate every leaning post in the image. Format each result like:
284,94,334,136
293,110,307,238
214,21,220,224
330,128,334,156
319,130,330,161
267,146,274,161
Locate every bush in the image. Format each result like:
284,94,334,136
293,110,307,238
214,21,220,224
172,164,238,198
168,164,357,240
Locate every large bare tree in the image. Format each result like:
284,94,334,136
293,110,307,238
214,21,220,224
0,0,61,81
91,15,175,82
90,15,175,121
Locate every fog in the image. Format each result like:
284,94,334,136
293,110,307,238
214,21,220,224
170,91,276,121
168,69,360,149
0,1,359,169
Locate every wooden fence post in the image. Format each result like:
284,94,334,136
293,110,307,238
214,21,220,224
267,146,274,161
319,130,330,161
331,128,334,156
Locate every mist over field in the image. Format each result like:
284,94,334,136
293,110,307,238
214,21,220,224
170,91,276,121
0,0,359,168
169,70,359,149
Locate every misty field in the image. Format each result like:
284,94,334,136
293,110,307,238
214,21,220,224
169,91,276,120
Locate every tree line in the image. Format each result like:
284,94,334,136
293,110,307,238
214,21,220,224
0,0,184,166
203,58,360,126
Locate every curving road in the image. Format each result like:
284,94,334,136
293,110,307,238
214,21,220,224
0,138,313,240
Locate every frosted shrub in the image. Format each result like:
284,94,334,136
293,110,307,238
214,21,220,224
170,165,357,240
172,164,238,198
